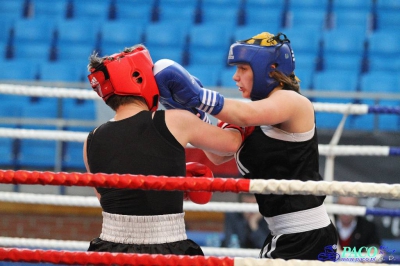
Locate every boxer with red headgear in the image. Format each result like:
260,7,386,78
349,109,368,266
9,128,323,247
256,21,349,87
83,44,243,256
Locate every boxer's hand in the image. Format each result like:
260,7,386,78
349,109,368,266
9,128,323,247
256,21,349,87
217,121,246,141
154,59,224,115
185,162,213,204
157,73,211,124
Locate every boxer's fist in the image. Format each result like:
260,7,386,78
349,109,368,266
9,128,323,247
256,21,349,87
185,162,213,204
157,73,211,124
153,59,224,115
217,121,246,141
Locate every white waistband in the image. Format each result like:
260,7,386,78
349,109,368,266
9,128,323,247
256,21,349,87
264,204,331,235
100,212,187,244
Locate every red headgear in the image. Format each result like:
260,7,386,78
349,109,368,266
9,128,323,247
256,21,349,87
88,46,159,111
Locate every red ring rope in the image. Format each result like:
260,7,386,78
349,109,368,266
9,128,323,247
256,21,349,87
0,170,250,193
0,248,234,266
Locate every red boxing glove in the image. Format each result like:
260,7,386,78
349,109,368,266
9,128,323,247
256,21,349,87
185,162,213,204
244,126,255,139
218,120,256,141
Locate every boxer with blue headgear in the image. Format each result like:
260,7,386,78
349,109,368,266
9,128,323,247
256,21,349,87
154,31,338,260
227,32,297,101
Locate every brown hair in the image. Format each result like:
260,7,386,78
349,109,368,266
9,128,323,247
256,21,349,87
105,95,147,111
269,70,300,93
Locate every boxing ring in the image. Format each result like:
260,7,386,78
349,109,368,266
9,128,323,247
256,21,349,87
0,83,399,265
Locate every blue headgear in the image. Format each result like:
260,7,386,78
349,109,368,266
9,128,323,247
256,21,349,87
227,32,295,101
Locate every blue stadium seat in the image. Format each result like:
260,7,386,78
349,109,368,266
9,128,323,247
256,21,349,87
148,47,185,65
367,56,400,74
360,71,399,93
185,64,222,87
21,97,59,119
323,54,363,73
286,9,328,30
31,0,69,19
143,22,189,64
56,44,98,63
188,49,228,68
62,126,93,170
294,60,315,91
17,125,58,169
13,42,51,61
56,19,100,47
201,0,241,27
187,24,231,67
62,99,96,121
0,17,14,45
314,70,359,93
202,0,241,9
157,0,198,24
321,29,366,72
244,7,282,31
219,66,236,88
71,0,111,22
0,138,14,167
114,0,153,24
0,94,30,118
289,0,329,10
0,60,39,81
144,22,188,48
313,70,359,129
201,6,239,28
13,18,56,45
331,0,373,12
295,53,318,72
0,43,9,60
280,28,322,57
246,0,284,7
376,0,400,9
0,0,26,20
99,21,143,56
367,30,400,59
39,61,85,82
375,10,400,31
330,10,372,32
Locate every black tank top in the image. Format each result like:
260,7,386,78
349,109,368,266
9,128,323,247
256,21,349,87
236,126,325,217
86,110,185,216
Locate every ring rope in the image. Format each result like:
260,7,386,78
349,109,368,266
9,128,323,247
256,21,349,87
0,170,399,199
0,247,394,266
1,191,399,217
1,127,399,156
1,83,399,115
0,237,260,258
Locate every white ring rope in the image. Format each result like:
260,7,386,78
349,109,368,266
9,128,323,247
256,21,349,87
0,127,394,156
248,179,400,199
0,84,99,100
0,191,375,216
0,83,373,114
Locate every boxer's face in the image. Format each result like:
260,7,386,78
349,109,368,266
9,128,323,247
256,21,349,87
233,64,253,99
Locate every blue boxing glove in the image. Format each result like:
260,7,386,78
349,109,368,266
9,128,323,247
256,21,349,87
157,73,211,124
153,59,224,115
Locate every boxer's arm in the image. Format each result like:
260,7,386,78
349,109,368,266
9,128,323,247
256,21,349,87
164,109,242,155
